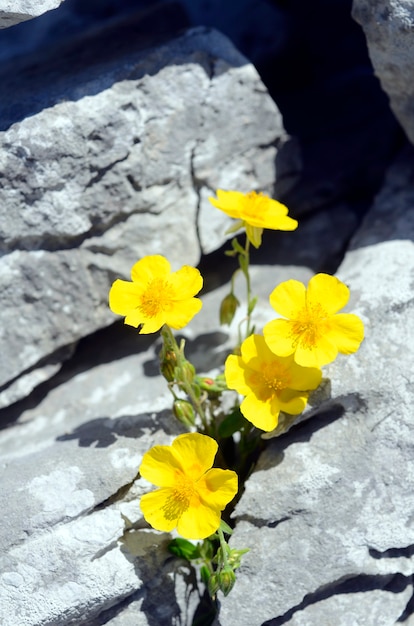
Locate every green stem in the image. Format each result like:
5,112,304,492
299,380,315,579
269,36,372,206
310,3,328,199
161,324,209,431
243,236,253,338
217,527,229,568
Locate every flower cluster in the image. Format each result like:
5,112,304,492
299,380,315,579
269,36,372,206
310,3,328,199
109,188,365,599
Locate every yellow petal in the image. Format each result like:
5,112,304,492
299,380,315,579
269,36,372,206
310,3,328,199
224,354,252,396
276,390,307,415
140,488,178,532
288,360,322,391
294,334,338,368
197,468,238,509
176,501,221,539
171,433,218,481
130,255,170,284
327,313,364,354
165,298,203,330
208,190,245,219
269,279,306,318
259,201,298,231
109,279,141,317
240,393,279,431
139,444,183,487
307,273,349,314
242,334,284,368
169,265,203,299
127,312,165,333
263,318,297,356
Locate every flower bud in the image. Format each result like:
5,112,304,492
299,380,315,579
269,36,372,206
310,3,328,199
175,359,196,385
218,566,236,596
207,572,220,598
173,400,196,427
228,547,249,570
220,293,240,326
196,375,228,395
159,349,178,383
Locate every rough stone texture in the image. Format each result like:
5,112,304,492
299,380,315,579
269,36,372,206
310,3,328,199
0,26,284,404
352,0,414,145
0,262,310,626
0,194,364,624
217,146,414,625
0,0,64,28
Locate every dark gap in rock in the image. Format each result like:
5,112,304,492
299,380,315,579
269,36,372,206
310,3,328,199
86,588,146,626
370,545,414,560
259,0,404,219
261,572,411,626
397,580,414,623
0,1,191,131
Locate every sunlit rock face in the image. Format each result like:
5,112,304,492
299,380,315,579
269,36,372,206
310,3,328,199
1,1,412,625
0,22,284,407
353,0,414,145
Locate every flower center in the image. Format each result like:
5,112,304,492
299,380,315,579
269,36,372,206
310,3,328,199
291,304,329,349
251,362,291,397
243,191,267,219
139,278,175,318
263,362,290,391
162,475,196,521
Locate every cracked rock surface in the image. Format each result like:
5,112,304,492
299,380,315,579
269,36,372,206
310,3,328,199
0,26,283,405
217,147,414,626
0,193,361,625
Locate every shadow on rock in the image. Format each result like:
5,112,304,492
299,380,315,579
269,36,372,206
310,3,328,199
56,409,184,448
261,572,413,626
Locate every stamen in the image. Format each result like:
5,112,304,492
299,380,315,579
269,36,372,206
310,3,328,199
260,363,290,393
139,278,175,318
161,476,195,521
290,304,328,350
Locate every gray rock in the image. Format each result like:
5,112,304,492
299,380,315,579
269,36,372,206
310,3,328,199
352,0,414,145
0,0,64,28
0,175,372,625
0,26,284,401
0,261,312,626
218,146,414,624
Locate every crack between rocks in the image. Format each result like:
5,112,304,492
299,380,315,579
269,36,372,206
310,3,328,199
261,572,413,626
84,152,130,189
190,142,205,257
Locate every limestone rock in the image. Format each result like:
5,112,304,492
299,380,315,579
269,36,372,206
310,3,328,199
0,185,367,622
0,26,284,401
0,0,64,28
218,146,414,624
352,0,414,145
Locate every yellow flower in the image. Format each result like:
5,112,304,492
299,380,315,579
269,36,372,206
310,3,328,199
263,273,364,368
208,189,298,248
225,334,321,432
109,255,203,333
139,433,238,539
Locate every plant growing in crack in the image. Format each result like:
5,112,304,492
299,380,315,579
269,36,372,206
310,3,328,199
108,189,365,608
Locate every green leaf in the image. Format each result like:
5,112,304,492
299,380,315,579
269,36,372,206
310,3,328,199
218,406,246,438
219,519,233,535
247,296,258,315
200,564,212,586
168,538,200,561
238,253,248,277
231,237,246,255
